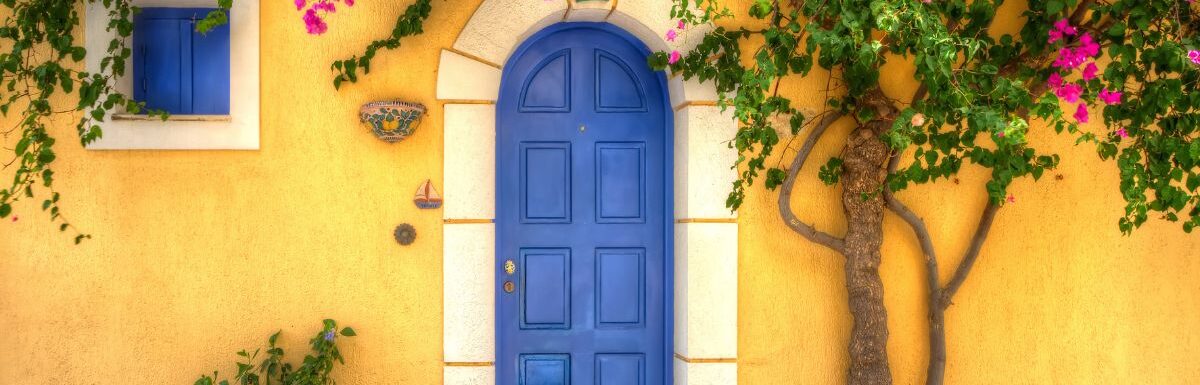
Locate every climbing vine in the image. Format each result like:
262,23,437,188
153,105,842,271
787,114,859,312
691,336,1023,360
1,0,435,242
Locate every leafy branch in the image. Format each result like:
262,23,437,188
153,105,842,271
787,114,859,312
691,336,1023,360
330,0,434,89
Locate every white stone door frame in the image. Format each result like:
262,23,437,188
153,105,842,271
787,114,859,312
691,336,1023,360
437,1,738,384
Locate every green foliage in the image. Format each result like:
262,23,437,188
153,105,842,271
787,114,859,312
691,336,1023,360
818,157,844,186
193,319,357,385
0,0,229,241
195,0,234,35
654,0,1200,234
330,0,433,89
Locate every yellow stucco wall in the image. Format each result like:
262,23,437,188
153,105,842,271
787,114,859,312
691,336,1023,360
1,1,1198,384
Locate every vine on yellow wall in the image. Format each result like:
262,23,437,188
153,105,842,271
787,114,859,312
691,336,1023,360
192,319,357,385
0,0,435,242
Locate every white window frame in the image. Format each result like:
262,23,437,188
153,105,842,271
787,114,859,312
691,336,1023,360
84,0,260,150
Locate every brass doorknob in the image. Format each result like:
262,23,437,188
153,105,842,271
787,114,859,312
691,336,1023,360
503,281,515,293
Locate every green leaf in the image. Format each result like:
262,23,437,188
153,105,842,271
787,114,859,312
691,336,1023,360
0,203,10,218
14,137,29,155
1045,0,1064,15
340,327,356,337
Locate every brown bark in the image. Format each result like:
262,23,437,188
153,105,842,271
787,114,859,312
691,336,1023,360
840,121,894,385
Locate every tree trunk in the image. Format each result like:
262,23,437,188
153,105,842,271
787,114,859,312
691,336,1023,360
927,302,947,385
840,122,893,385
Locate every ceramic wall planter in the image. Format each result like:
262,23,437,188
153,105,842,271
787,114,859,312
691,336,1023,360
359,101,425,143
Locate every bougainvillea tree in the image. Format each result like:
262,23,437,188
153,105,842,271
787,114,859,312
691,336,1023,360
652,1,1200,384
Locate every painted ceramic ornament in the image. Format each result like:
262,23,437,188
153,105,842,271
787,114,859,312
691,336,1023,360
359,101,426,143
414,179,443,209
393,223,416,246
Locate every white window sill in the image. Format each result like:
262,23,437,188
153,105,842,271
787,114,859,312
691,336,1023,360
111,114,232,122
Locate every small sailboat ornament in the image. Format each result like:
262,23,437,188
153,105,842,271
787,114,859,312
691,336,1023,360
414,179,443,209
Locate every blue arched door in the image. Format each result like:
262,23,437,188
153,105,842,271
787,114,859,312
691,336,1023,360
496,23,671,385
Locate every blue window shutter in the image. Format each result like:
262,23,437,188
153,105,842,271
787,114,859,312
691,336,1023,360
134,17,185,113
133,8,230,115
191,19,230,114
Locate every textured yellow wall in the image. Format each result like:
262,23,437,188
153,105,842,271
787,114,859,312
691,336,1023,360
1,1,1198,385
0,1,481,384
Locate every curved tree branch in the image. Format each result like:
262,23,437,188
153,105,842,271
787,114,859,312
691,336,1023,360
882,154,947,385
883,156,940,304
778,111,847,254
939,200,1000,309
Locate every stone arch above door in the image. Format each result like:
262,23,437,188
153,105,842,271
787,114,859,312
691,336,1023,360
437,1,738,384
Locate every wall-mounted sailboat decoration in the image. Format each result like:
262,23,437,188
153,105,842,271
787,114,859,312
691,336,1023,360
414,179,443,209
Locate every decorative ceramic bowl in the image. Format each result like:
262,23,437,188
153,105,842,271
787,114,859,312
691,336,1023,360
359,101,426,143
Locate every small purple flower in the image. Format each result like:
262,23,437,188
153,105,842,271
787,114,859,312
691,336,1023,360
324,330,335,342
1189,50,1200,65
665,29,677,42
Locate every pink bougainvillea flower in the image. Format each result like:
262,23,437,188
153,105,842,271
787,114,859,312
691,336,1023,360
344,0,354,6
295,0,306,10
1077,33,1100,57
1189,50,1200,65
313,0,336,13
303,9,328,35
1115,128,1129,139
996,131,1005,138
668,50,682,65
1082,62,1098,81
1007,195,1016,203
922,0,931,3
1047,72,1063,88
665,29,677,42
1053,18,1077,37
1098,88,1123,105
1074,103,1089,123
1048,29,1064,44
1052,48,1087,70
910,113,926,127
1055,83,1083,102
677,20,686,29
11,216,17,222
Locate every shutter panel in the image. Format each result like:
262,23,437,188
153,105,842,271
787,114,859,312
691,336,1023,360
191,20,230,115
135,18,186,113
